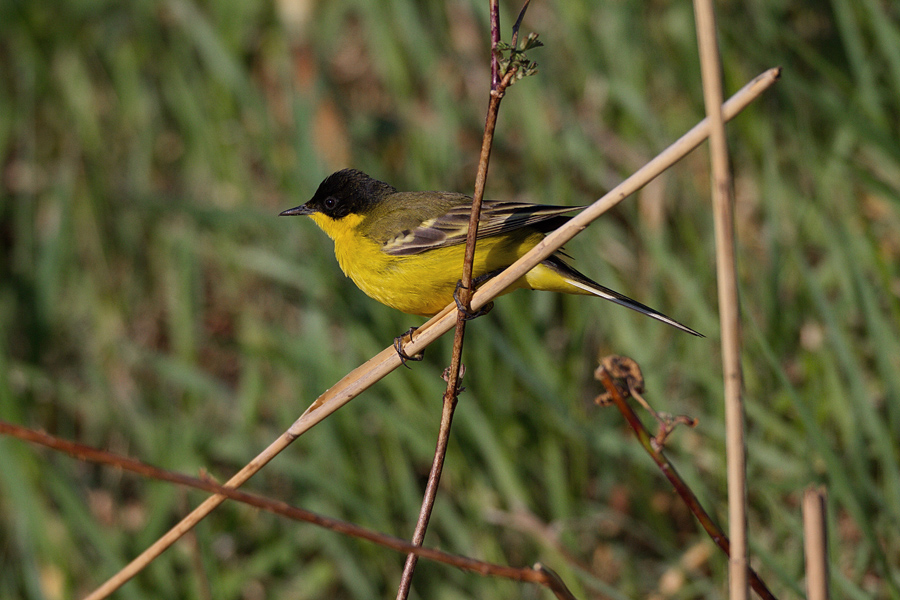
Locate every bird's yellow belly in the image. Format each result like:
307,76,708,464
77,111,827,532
330,225,546,316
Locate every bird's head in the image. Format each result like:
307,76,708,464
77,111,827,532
280,169,397,226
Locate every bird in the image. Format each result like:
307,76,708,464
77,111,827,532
280,169,701,336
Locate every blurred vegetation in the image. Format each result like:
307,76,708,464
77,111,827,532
2,0,899,598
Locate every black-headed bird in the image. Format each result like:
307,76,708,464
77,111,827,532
281,169,700,336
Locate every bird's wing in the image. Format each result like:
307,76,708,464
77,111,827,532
382,200,582,256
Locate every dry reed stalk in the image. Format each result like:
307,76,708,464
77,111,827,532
692,1,748,598
803,487,830,600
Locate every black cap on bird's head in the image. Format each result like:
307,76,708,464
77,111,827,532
279,169,397,220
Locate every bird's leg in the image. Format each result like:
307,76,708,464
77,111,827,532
393,326,424,368
452,269,502,320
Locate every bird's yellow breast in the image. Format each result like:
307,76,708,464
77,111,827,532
310,212,549,316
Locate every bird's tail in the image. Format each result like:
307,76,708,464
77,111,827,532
542,256,703,337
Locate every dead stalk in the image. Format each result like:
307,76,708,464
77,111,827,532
803,487,829,600
692,1,748,598
594,360,777,600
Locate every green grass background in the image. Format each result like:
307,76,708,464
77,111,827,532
2,0,899,598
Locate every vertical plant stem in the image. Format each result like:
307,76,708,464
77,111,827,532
803,487,830,600
395,2,516,595
490,0,500,88
394,392,461,599
394,75,512,600
692,2,747,599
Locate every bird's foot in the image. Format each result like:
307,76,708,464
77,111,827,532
394,327,424,368
453,280,494,320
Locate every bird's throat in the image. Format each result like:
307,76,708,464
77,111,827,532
309,212,364,241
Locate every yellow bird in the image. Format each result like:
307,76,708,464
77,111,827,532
281,169,700,336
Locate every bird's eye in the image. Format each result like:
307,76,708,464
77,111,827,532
324,197,337,210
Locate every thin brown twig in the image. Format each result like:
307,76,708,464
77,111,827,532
394,389,460,599
84,68,779,600
0,420,576,599
691,2,748,599
594,359,777,600
396,2,524,595
490,0,500,88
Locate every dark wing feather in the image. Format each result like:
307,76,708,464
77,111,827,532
382,200,582,256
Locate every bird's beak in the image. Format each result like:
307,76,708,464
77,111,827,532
279,204,315,216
